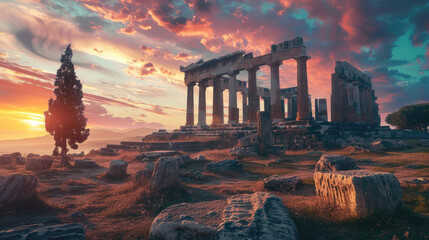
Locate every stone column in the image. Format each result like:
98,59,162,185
257,111,273,155
198,81,207,126
269,61,283,122
212,77,222,125
280,97,285,119
220,89,224,124
263,97,270,112
228,71,239,124
247,67,259,123
242,91,248,123
352,81,361,121
185,82,195,126
295,56,310,121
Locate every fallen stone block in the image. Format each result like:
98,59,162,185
315,154,359,172
15,156,26,165
314,170,403,215
0,223,85,240
0,155,13,165
150,157,179,192
205,159,243,174
149,192,298,240
74,159,98,168
135,163,155,186
25,158,53,170
0,174,39,203
263,175,302,192
107,160,128,179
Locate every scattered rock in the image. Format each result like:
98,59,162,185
407,178,429,184
420,139,429,147
25,158,53,170
15,156,26,165
0,174,39,203
0,223,85,240
74,159,98,168
185,169,205,180
314,170,403,215
263,175,302,192
135,163,155,186
175,154,192,167
0,155,13,165
70,211,86,222
229,147,258,157
205,159,243,174
315,154,359,172
197,155,206,161
150,157,179,192
149,192,298,240
107,160,128,179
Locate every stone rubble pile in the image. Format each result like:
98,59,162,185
205,159,243,174
263,175,302,192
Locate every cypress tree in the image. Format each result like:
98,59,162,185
45,44,90,167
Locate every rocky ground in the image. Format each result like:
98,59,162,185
0,140,428,240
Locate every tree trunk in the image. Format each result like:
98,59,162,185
61,146,70,167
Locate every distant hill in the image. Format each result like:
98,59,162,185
0,127,156,155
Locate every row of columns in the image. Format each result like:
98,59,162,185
185,56,310,126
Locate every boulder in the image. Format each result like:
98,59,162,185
0,174,39,203
74,159,98,168
371,140,406,151
0,155,13,165
175,154,192,167
15,156,26,165
150,157,179,192
205,159,243,174
229,147,258,157
25,158,53,170
263,176,302,192
315,154,359,172
149,192,298,240
420,139,429,147
185,169,205,180
107,160,128,179
314,170,402,215
0,223,85,240
197,155,206,161
135,162,155,186
70,211,86,222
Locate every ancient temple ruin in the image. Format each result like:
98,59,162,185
180,37,310,126
331,61,380,125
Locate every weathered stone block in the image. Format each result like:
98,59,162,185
74,159,98,168
25,158,53,170
15,156,26,165
107,160,128,179
135,163,155,186
0,223,85,240
150,157,179,192
0,174,39,203
205,159,243,174
149,192,298,240
0,155,13,165
315,154,359,172
263,175,302,192
314,170,403,215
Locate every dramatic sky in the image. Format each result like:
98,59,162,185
0,0,428,140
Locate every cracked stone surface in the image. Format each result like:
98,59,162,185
314,170,403,215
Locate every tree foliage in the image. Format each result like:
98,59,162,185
385,103,429,132
44,44,90,166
